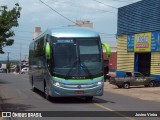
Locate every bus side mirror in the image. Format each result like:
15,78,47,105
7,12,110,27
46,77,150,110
102,42,111,58
45,42,51,60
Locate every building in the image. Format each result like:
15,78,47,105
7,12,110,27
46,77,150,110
33,27,41,40
117,0,160,81
103,46,117,72
75,20,93,28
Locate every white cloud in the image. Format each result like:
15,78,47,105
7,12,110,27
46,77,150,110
0,0,141,60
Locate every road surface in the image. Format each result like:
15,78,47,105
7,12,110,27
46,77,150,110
0,73,159,120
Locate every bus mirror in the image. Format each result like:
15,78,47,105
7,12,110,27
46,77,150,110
45,42,51,60
102,42,111,58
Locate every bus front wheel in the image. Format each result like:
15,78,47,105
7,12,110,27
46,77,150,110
85,96,93,102
44,84,51,100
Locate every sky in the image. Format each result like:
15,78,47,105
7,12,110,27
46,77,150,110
0,0,141,61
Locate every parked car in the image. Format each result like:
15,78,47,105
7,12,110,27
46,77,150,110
0,68,5,73
109,72,157,89
21,67,29,74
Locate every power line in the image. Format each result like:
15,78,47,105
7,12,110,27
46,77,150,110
54,0,116,14
110,0,133,3
92,0,118,9
38,0,117,36
14,30,33,33
5,0,13,5
12,0,16,4
100,32,116,35
39,0,80,26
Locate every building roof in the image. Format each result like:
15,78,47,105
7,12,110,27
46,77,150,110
117,0,160,35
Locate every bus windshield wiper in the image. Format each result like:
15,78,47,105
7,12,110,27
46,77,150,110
65,59,78,79
65,60,93,79
80,61,93,79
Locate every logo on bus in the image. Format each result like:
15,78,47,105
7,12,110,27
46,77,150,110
77,85,81,89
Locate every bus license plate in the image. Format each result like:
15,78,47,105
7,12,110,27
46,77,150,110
75,91,84,94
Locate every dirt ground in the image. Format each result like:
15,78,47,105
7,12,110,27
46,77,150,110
104,82,160,103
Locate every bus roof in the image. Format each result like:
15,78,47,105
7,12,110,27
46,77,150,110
45,27,100,38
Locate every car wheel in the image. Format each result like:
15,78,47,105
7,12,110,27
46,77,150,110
148,81,155,87
123,83,130,89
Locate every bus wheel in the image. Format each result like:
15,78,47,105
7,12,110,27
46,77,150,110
32,80,36,92
85,96,93,102
44,85,51,100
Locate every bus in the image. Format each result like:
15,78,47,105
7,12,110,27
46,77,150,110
29,27,110,102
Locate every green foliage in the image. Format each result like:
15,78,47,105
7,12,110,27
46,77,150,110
0,3,21,54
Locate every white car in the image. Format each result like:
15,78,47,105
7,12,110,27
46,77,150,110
21,67,29,74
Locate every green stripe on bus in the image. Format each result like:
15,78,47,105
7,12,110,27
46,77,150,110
102,42,111,58
45,42,51,59
53,76,103,82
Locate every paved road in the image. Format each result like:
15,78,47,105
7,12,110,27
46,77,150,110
104,82,160,103
0,73,160,120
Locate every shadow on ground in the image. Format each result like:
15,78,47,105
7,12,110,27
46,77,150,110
0,97,34,111
0,79,10,84
32,88,115,104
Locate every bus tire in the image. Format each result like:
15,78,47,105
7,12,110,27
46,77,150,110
85,96,93,102
44,83,51,100
32,80,36,92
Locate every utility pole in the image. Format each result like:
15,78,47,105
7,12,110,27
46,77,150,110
24,55,28,60
7,52,10,73
19,44,22,74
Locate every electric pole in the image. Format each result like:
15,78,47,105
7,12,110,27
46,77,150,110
19,44,22,74
24,55,28,60
7,52,10,73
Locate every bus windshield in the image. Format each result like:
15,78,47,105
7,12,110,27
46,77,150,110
52,38,103,79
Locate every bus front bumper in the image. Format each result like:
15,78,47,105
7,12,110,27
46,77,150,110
50,84,104,97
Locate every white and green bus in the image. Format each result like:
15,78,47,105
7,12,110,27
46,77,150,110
29,27,110,101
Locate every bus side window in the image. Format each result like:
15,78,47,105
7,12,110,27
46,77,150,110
39,37,44,56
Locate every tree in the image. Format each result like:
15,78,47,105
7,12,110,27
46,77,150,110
0,3,21,53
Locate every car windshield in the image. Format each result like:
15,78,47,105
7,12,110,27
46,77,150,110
52,38,103,78
134,72,144,77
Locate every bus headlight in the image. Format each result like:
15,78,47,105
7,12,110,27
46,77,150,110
54,82,62,86
95,81,103,85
